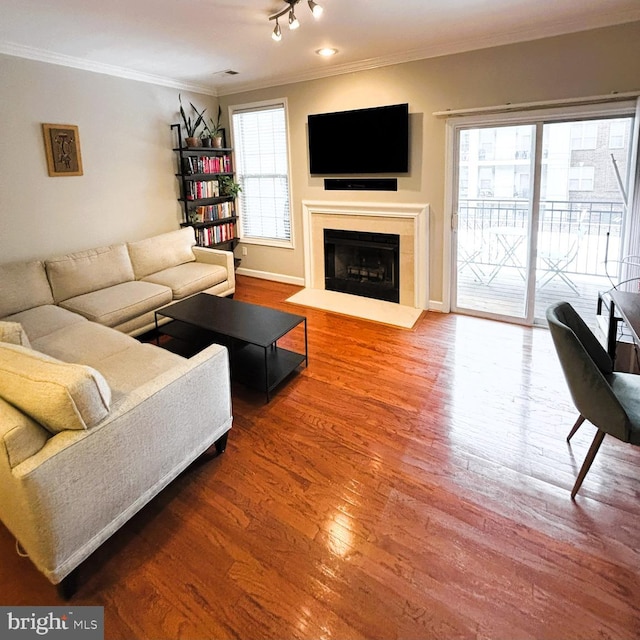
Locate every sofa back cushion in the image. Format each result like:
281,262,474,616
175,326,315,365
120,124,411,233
46,244,134,303
127,227,196,280
0,343,112,433
0,260,54,317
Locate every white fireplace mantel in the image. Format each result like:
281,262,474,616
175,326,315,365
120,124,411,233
301,200,429,309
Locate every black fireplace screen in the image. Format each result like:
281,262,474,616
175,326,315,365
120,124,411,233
324,229,400,303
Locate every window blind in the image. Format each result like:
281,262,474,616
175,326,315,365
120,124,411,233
232,104,291,242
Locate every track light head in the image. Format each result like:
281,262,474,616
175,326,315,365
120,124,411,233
308,0,323,18
288,9,300,29
272,20,282,41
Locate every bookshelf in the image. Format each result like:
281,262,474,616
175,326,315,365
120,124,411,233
171,123,239,252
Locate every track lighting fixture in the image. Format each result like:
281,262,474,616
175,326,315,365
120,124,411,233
268,0,323,41
308,0,323,18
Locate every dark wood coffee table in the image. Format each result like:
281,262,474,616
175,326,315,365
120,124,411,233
154,293,307,401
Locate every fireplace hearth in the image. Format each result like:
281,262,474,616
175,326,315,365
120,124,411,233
324,229,400,303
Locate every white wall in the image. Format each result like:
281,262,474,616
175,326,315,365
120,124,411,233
0,54,215,262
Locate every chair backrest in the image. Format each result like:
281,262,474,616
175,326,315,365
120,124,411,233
546,302,630,441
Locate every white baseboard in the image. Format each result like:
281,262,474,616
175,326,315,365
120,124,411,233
236,267,305,287
428,300,446,313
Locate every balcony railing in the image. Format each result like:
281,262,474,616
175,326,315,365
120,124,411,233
458,198,624,277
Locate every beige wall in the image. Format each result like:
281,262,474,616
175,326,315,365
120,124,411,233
0,55,215,263
222,21,640,304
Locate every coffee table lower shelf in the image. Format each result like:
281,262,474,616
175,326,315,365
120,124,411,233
157,319,306,401
233,343,306,397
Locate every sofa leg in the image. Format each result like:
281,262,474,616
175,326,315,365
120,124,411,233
214,432,229,455
56,570,78,600
200,432,229,460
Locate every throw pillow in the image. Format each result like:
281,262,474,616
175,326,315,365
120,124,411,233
0,343,111,433
0,321,31,348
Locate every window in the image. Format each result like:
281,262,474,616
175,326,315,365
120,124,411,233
570,122,598,149
609,120,626,149
231,101,292,246
569,165,595,191
478,128,494,160
517,172,530,198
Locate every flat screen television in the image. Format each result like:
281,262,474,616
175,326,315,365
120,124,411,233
308,103,409,175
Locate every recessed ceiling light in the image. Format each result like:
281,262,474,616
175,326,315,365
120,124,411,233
316,47,338,57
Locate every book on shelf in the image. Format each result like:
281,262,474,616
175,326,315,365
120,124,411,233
181,154,232,176
189,201,235,223
195,221,237,246
185,179,220,200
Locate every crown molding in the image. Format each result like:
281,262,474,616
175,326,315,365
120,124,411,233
216,9,640,96
2,6,640,99
0,41,217,96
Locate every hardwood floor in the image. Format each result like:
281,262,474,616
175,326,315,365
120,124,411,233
2,275,640,639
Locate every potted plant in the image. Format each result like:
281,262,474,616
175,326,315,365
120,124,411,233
190,105,212,147
179,94,205,147
206,106,225,148
219,175,241,198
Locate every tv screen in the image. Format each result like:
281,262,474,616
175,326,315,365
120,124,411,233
308,103,409,175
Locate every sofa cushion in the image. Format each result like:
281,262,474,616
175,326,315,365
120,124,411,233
0,260,54,317
59,281,172,327
142,262,227,299
95,343,186,395
0,343,111,434
3,305,87,341
127,228,196,280
46,244,135,303
0,321,31,348
31,320,139,368
0,397,50,468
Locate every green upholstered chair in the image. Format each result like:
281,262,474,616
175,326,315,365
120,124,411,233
546,301,640,498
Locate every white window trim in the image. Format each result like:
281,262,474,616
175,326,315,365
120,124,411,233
228,98,295,250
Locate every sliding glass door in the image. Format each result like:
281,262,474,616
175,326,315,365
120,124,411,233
454,124,535,319
451,107,635,327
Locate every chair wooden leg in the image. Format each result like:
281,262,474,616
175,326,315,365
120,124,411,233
567,415,586,442
571,429,606,499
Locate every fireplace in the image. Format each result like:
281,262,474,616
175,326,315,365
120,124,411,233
301,200,430,312
324,229,400,303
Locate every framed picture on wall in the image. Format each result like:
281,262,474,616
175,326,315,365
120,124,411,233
42,123,83,177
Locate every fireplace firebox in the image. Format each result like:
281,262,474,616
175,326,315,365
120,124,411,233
324,229,400,303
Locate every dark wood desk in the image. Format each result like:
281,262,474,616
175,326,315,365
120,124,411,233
608,290,640,359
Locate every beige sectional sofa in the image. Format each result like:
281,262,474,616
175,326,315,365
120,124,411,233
39,226,235,336
0,227,234,594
